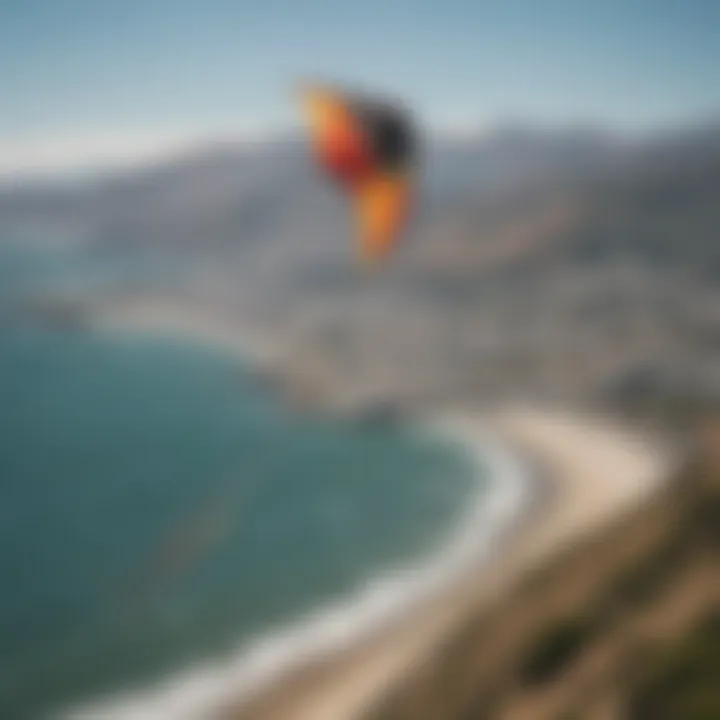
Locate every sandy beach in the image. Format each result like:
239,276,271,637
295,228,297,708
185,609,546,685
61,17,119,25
221,406,672,720
90,301,673,720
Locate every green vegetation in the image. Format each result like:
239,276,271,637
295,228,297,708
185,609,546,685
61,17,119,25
689,487,720,550
629,612,720,720
520,615,598,684
370,446,720,719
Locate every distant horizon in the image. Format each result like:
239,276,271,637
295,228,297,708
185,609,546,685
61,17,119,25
4,1,720,180
2,109,719,183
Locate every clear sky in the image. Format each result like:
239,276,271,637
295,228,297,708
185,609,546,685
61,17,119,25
3,0,720,172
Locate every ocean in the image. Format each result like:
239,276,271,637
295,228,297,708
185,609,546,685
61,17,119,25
0,242,523,718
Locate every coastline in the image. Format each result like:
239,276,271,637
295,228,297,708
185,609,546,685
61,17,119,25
219,407,670,720
92,297,285,369
65,307,533,720
83,302,672,720
220,415,540,720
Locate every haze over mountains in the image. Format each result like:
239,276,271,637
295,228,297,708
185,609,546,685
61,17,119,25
2,120,719,412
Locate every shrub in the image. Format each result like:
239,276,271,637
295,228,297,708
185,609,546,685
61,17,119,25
520,616,597,684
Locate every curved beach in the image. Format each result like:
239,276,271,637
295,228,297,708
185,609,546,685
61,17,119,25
66,414,528,720
49,309,529,720
221,406,671,720
89,303,672,720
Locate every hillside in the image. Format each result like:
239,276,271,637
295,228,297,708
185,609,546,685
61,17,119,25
364,420,720,720
1,122,719,412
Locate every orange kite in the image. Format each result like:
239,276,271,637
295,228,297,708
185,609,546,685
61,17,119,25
297,83,416,264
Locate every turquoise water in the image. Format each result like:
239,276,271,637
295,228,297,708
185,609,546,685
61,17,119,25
0,320,481,718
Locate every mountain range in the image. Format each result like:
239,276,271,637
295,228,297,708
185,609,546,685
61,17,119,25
2,120,719,412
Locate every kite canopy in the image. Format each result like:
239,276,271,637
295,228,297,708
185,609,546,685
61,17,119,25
297,83,416,264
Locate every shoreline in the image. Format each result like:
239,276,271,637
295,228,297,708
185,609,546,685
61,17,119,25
83,303,672,720
92,298,286,369
223,418,543,720
221,408,670,720
66,311,534,720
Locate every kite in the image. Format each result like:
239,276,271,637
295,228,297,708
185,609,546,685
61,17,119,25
297,82,416,264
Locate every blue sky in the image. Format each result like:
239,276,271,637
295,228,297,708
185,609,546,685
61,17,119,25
2,0,720,171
